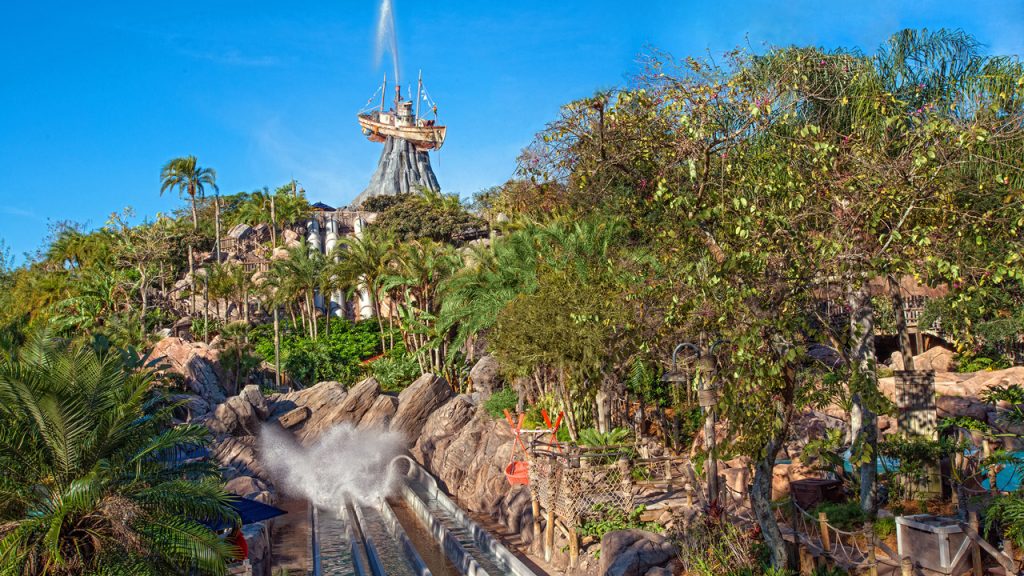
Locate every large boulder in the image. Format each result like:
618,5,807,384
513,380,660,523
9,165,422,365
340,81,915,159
296,378,379,444
151,337,226,407
469,355,502,396
890,346,955,372
392,373,454,442
207,395,260,437
359,395,399,429
936,395,990,421
413,394,478,468
212,436,265,479
600,529,678,576
239,385,270,420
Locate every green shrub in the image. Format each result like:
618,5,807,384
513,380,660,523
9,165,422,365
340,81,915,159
484,386,518,418
578,504,661,540
811,501,865,531
371,346,421,392
250,319,381,387
874,517,896,540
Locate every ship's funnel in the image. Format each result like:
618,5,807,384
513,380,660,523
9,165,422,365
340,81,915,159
353,136,440,207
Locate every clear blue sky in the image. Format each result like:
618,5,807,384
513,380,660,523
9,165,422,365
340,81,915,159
1,1,1021,261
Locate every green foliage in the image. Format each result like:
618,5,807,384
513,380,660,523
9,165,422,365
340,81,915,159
874,517,896,540
369,190,486,244
250,319,381,387
484,387,519,419
879,435,964,500
811,501,866,531
676,519,767,576
0,332,237,574
985,492,1024,548
958,350,1012,373
577,504,661,540
370,345,422,393
577,427,631,448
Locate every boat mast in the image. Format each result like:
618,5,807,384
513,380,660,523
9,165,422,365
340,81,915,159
415,70,422,120
380,73,387,112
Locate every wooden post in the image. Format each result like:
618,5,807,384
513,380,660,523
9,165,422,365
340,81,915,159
983,439,999,495
544,508,555,562
1004,534,1015,568
568,525,580,568
866,522,878,576
901,556,913,576
530,492,541,545
819,512,831,553
970,511,983,576
617,458,633,511
799,546,815,575
664,459,673,496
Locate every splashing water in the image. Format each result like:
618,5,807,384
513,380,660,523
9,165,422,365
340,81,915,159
375,0,401,85
260,423,405,511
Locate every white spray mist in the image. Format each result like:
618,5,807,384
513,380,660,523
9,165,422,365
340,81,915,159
260,423,406,511
374,0,401,85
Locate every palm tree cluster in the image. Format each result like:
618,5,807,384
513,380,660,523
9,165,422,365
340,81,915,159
0,334,238,575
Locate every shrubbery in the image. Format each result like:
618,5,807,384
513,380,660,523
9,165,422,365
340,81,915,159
250,319,381,387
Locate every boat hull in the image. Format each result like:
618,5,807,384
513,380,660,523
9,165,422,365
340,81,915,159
357,115,446,151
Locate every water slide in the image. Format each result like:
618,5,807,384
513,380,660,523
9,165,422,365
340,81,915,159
311,457,538,576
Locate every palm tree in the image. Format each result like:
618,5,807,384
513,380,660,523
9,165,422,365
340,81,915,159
332,232,394,350
271,241,324,340
159,156,218,232
160,156,218,315
0,333,238,574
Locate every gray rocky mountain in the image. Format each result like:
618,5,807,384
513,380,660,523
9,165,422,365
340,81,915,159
352,136,440,207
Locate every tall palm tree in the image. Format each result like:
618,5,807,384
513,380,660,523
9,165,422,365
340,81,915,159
0,333,238,574
160,156,218,315
332,232,394,350
271,241,324,340
159,156,218,232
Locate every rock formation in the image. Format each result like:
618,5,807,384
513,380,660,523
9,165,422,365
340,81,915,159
352,137,440,207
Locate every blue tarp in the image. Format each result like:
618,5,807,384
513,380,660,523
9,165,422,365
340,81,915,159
204,497,288,530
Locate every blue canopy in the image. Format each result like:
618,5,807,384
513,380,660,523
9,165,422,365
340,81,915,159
205,496,288,530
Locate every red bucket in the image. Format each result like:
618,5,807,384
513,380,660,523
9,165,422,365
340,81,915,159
504,461,530,486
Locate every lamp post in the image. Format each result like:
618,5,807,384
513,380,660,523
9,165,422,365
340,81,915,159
665,340,727,505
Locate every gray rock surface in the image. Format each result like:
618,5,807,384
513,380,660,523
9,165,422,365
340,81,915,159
151,337,226,406
469,355,502,396
359,395,399,429
353,137,440,207
599,529,678,576
207,394,261,437
392,373,453,442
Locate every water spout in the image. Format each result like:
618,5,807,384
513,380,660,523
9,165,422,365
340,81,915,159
260,423,405,510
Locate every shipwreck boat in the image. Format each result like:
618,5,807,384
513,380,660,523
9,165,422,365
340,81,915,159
358,71,446,151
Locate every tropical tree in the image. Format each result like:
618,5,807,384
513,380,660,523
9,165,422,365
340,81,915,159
0,333,238,574
160,156,218,314
332,231,394,349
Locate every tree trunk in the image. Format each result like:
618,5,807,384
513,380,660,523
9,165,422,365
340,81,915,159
752,444,788,570
849,284,879,516
273,307,282,389
270,196,278,248
214,196,221,263
188,246,196,314
888,274,915,371
139,271,148,340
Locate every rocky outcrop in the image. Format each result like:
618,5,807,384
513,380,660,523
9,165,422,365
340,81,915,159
360,395,399,429
353,136,441,207
207,394,261,437
890,345,955,372
392,373,453,442
151,337,226,413
599,529,678,576
469,355,502,396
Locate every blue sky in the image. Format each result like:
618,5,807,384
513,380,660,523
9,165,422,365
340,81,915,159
1,1,1022,261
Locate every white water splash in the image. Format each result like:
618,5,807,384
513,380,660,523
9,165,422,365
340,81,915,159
374,0,401,85
260,423,405,511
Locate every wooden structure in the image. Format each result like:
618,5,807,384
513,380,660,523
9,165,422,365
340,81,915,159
358,72,446,151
